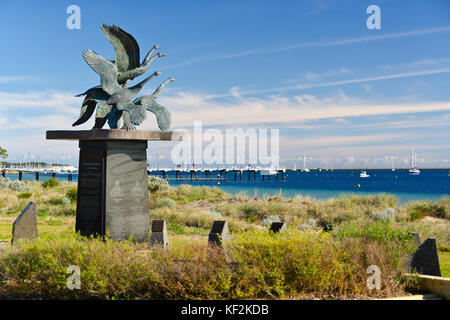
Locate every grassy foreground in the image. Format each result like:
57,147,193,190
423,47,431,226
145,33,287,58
0,178,449,299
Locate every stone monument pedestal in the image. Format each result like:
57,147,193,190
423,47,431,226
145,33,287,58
46,129,182,242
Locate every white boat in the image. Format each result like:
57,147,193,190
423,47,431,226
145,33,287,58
301,155,310,172
261,168,278,175
360,171,370,178
391,159,395,172
408,148,420,175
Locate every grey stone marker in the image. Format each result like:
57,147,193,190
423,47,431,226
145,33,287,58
405,232,421,271
208,220,229,247
269,222,286,233
150,219,169,248
12,202,38,245
410,238,441,277
46,130,183,242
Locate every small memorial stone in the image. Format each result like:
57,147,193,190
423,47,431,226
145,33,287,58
269,222,286,233
12,202,38,245
405,232,421,271
410,238,441,277
208,220,229,247
149,219,169,248
322,223,333,233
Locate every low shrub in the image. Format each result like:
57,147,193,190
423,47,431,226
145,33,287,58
206,210,222,218
61,196,71,206
66,187,77,202
148,176,168,192
42,178,59,188
335,220,412,243
299,218,318,230
161,198,176,208
0,231,412,299
18,192,32,199
263,215,281,227
408,202,447,220
372,208,396,222
0,178,32,192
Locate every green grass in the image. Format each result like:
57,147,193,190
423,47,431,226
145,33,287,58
438,252,450,278
0,181,449,299
0,231,413,299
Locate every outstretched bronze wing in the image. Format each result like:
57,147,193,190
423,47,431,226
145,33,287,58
101,24,140,74
133,95,171,131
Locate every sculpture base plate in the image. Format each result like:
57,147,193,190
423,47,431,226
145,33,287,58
46,129,183,141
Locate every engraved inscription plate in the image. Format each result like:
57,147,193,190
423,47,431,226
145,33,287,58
105,141,150,242
76,145,105,237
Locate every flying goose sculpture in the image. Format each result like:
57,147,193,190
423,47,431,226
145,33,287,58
72,24,173,131
101,24,165,86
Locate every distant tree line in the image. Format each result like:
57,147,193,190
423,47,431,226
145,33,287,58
0,147,7,159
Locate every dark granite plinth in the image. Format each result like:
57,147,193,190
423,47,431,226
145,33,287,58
46,129,186,242
410,238,441,277
12,202,38,244
269,222,286,233
208,220,229,247
75,140,149,241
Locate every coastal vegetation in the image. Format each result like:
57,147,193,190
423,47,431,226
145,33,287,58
0,178,448,299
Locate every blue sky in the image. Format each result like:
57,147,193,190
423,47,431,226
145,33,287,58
0,0,449,168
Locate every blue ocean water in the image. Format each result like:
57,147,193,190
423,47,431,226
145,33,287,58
4,169,449,204
161,169,450,204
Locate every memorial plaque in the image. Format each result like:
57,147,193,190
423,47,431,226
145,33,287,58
12,202,38,245
76,142,106,238
105,141,150,242
150,219,169,248
208,220,229,247
269,222,286,233
410,238,441,277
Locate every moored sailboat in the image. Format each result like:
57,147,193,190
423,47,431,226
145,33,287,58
408,148,420,175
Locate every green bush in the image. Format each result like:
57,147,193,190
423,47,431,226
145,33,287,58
61,196,71,206
372,208,396,222
335,220,412,243
0,231,412,299
263,215,281,227
18,192,32,199
0,178,32,192
162,197,176,208
408,202,447,220
66,187,77,202
49,198,63,205
148,176,168,192
42,178,59,188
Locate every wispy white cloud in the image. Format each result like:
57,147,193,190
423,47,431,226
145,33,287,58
227,67,450,97
281,133,408,148
0,90,81,115
0,76,34,84
157,90,450,128
164,25,450,69
0,86,448,166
